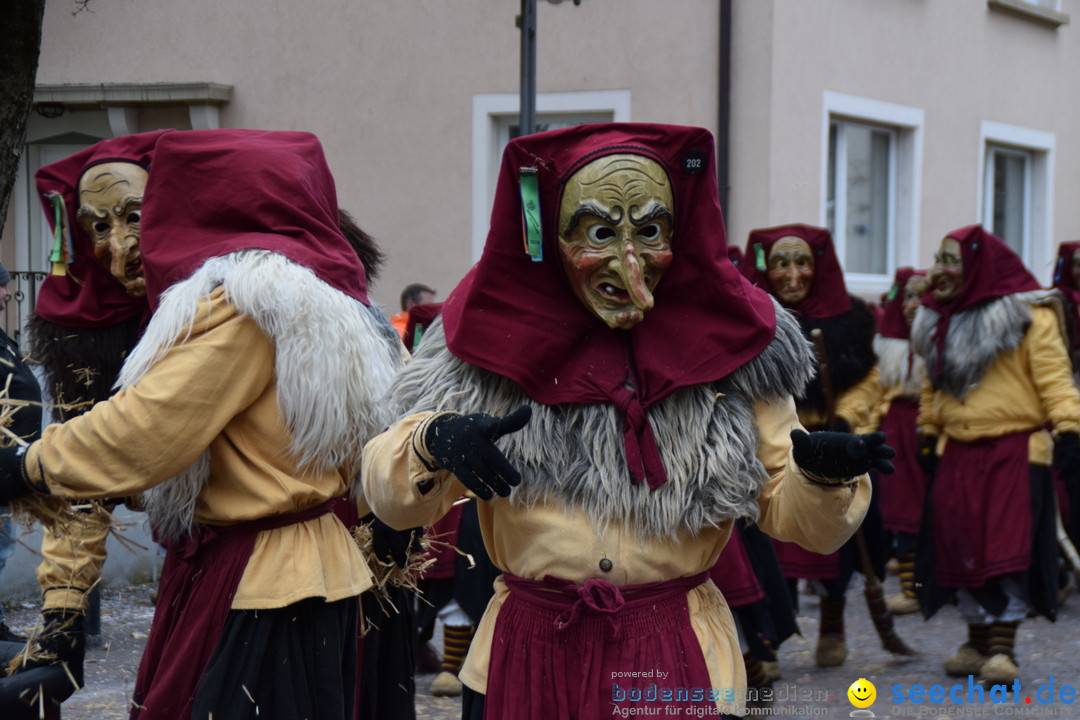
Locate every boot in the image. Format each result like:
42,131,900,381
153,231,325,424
760,638,781,681
429,624,473,697
944,623,992,677
886,551,920,615
979,621,1020,684
815,596,847,668
743,652,773,710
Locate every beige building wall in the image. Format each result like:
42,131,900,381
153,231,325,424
730,0,1080,295
8,0,1080,313
23,0,720,313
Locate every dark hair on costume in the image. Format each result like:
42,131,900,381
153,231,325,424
400,282,436,311
338,208,385,283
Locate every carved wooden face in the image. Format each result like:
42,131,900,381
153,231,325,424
77,162,149,297
901,274,929,327
1070,247,1080,290
929,237,963,305
766,236,814,307
557,154,674,330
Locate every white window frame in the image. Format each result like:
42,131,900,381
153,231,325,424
978,121,1054,282
471,90,631,262
821,92,924,297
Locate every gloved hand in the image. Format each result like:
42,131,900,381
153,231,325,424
367,515,422,568
22,611,86,688
916,434,938,476
1054,432,1080,478
422,406,532,500
0,445,36,505
791,429,896,480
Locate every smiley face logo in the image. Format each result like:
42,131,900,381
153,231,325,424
847,678,876,708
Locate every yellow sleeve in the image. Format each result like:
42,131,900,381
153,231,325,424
1027,306,1080,436
360,412,466,530
35,508,111,612
916,376,940,437
754,396,871,554
24,292,274,498
836,365,882,434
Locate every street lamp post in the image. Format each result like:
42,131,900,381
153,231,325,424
518,0,584,138
519,0,538,136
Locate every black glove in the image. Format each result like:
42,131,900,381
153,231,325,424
0,445,36,505
22,611,86,688
367,515,422,568
422,406,532,500
791,429,896,480
1055,432,1080,478
916,434,938,476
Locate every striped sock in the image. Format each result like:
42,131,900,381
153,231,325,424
898,551,916,599
440,624,474,675
990,621,1019,661
968,623,992,656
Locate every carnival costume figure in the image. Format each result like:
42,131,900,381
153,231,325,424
912,225,1080,684
742,223,885,668
873,268,930,616
0,129,403,720
362,124,893,719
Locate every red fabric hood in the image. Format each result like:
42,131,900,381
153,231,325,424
1053,241,1080,349
140,129,369,312
443,123,776,408
33,131,169,327
922,225,1041,316
441,123,777,488
877,267,926,340
742,224,852,319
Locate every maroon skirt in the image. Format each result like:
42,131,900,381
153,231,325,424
879,397,927,534
709,527,764,608
772,538,839,580
131,500,337,720
483,572,716,720
933,432,1032,588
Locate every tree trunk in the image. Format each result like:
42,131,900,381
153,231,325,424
0,0,47,234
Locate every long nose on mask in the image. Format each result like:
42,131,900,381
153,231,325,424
614,239,654,312
108,227,136,278
782,265,802,288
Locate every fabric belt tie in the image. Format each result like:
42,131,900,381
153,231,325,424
612,387,668,490
503,571,709,637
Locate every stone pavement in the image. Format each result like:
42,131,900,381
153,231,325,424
3,572,1079,719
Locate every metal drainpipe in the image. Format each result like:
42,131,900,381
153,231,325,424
718,0,732,214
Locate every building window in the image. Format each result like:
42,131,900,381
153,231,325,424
984,145,1031,258
821,93,924,296
979,122,1054,279
827,118,895,277
471,91,631,261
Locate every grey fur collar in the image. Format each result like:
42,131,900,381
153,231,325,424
910,290,1052,400
872,336,925,399
389,299,813,541
119,250,403,542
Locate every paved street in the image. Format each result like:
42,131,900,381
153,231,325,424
4,572,1079,719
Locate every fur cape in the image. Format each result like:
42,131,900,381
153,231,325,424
795,295,877,417
872,335,926,400
117,250,404,541
911,290,1060,400
390,299,814,541
25,313,144,421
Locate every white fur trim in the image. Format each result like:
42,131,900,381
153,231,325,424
122,250,403,540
